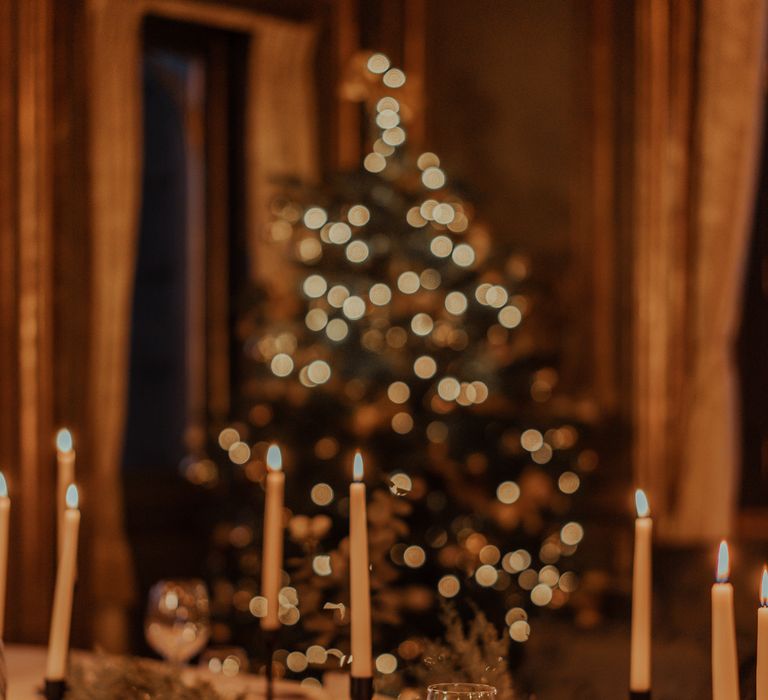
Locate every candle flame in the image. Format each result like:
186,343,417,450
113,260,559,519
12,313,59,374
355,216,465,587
761,567,768,607
0,472,7,498
635,489,650,518
353,451,364,482
56,428,73,453
65,483,79,509
266,443,282,471
716,540,730,583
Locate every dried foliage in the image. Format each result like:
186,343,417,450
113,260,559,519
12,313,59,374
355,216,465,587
411,604,515,700
67,657,242,700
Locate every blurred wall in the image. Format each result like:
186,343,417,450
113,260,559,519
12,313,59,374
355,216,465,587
422,2,633,522
423,1,614,407
425,0,585,260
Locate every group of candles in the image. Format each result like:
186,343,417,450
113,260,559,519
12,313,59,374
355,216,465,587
260,444,373,696
0,433,369,697
631,489,767,699
0,428,81,695
13,433,768,700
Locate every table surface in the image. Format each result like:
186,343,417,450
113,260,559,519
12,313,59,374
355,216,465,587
5,645,334,700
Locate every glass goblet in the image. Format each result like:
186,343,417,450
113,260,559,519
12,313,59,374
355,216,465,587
144,579,211,665
426,683,498,700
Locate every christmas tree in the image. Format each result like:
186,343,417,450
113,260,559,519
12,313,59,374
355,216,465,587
199,51,595,688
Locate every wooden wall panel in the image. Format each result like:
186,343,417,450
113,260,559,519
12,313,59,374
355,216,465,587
0,2,19,481
0,7,21,638
0,0,57,643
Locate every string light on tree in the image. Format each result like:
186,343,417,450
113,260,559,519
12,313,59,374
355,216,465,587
204,49,594,679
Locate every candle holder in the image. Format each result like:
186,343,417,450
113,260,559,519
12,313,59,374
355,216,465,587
629,692,650,700
351,675,373,700
43,679,67,700
263,628,279,700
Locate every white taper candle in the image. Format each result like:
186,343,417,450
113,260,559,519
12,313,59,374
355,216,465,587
712,540,740,700
349,451,372,678
630,489,652,693
757,567,768,699
55,429,75,559
261,444,285,631
0,472,10,638
46,484,80,681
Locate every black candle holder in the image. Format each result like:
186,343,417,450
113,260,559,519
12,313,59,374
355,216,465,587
351,675,373,700
629,691,651,700
43,679,67,700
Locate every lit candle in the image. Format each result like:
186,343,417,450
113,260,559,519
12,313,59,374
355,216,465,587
757,567,768,698
630,489,652,695
712,540,740,700
260,444,284,631
349,451,372,679
46,484,80,681
0,472,10,638
55,429,75,558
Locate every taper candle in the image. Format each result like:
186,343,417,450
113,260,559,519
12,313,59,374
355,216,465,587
349,451,372,680
46,484,80,681
758,567,768,698
261,444,285,631
0,472,10,638
630,489,652,694
55,429,75,558
712,540,739,700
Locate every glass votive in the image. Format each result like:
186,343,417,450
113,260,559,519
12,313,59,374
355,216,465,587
426,683,498,700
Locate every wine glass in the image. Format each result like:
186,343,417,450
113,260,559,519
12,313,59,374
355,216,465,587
144,579,211,665
426,684,498,700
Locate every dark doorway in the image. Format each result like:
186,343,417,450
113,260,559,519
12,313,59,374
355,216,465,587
123,16,248,650
738,104,768,511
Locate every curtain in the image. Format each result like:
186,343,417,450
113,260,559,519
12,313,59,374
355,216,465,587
671,0,768,540
248,20,319,304
633,0,767,541
86,0,142,651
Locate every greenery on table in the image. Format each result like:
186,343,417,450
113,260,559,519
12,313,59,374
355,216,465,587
67,656,245,700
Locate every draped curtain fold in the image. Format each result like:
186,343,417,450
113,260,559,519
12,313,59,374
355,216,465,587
634,0,767,541
85,0,318,649
86,0,142,651
248,21,319,305
672,0,768,540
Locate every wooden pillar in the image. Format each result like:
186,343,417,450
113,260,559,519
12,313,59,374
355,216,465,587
333,0,427,167
403,0,427,153
333,0,361,170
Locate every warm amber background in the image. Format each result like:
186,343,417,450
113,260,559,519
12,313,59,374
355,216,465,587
0,0,623,647
1,10,767,699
